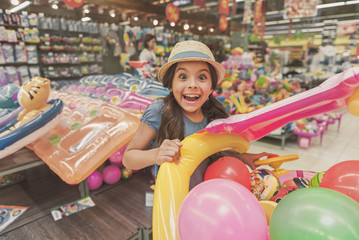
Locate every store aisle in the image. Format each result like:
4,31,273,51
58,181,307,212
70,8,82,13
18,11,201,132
249,112,359,173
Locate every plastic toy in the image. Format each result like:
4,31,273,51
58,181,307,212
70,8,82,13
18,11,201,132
309,171,326,187
270,186,299,203
178,179,267,240
0,78,63,159
281,177,310,189
250,169,280,200
153,67,359,240
27,91,140,184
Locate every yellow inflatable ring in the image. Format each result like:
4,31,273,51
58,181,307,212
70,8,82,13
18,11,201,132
153,131,250,240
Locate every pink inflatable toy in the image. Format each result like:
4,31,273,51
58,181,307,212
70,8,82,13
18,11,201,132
87,170,103,190
204,67,359,141
103,165,122,185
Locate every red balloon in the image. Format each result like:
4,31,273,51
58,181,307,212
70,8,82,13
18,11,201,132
319,160,359,203
204,156,251,189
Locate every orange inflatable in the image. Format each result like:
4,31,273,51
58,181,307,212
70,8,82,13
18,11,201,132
27,91,140,184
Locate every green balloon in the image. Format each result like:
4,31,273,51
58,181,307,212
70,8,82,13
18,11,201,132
270,188,359,240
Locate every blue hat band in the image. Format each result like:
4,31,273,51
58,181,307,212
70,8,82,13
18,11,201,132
169,51,213,62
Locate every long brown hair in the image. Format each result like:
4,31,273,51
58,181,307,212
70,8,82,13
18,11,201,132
155,62,229,146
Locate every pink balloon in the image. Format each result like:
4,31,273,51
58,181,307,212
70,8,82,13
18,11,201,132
87,170,103,190
103,165,122,185
178,179,267,240
109,145,127,168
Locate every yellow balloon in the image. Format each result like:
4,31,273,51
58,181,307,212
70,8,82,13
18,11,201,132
153,131,250,240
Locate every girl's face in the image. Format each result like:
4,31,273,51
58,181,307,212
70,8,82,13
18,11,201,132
172,61,213,121
147,38,156,50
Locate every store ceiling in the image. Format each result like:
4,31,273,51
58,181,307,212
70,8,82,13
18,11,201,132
1,0,359,37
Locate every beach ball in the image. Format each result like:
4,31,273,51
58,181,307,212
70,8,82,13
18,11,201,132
309,171,326,187
87,170,103,190
320,160,359,203
270,186,299,203
178,179,267,240
204,156,251,189
270,188,359,240
103,166,121,185
282,177,310,189
250,169,280,200
121,168,133,179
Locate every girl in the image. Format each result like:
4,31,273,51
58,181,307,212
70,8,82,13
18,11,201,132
123,40,274,189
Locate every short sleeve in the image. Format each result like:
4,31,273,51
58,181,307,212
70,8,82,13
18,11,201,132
140,99,164,133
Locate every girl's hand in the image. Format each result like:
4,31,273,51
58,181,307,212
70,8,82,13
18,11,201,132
239,152,278,170
155,139,183,165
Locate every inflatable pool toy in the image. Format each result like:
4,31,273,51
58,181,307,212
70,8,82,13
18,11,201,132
27,91,140,184
153,67,359,240
0,77,63,159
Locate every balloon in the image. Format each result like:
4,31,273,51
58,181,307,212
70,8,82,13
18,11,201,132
153,131,250,240
270,188,359,240
109,145,127,168
103,165,121,184
121,168,133,179
250,169,280,200
87,170,103,190
309,171,326,187
205,67,359,141
319,160,359,203
204,156,251,189
178,179,267,240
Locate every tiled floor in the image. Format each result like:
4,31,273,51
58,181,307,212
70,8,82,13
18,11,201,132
249,111,359,173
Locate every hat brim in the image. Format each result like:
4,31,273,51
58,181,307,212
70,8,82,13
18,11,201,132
157,58,225,83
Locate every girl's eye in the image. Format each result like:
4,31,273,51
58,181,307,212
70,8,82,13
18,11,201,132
179,74,187,79
199,74,207,80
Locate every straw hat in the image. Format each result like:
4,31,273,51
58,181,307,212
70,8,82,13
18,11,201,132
157,40,225,82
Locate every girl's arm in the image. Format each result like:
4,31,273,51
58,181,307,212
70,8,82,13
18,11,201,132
123,121,182,170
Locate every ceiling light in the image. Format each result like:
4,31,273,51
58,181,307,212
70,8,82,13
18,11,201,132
9,0,32,13
153,19,158,26
81,16,91,22
10,0,20,5
210,28,214,32
110,10,115,18
183,24,189,30
170,22,175,27
51,3,58,9
84,8,89,14
134,16,138,21
317,2,345,9
346,0,359,5
198,26,202,31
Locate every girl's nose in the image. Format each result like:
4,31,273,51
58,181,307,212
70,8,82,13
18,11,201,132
188,78,198,88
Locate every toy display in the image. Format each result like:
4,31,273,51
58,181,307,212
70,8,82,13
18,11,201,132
152,66,359,240
27,91,140,184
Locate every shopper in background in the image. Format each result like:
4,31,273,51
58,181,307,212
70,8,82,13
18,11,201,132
213,39,228,63
139,33,158,78
123,40,275,189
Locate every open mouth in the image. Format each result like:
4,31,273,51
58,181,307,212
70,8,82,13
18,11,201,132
183,94,201,102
